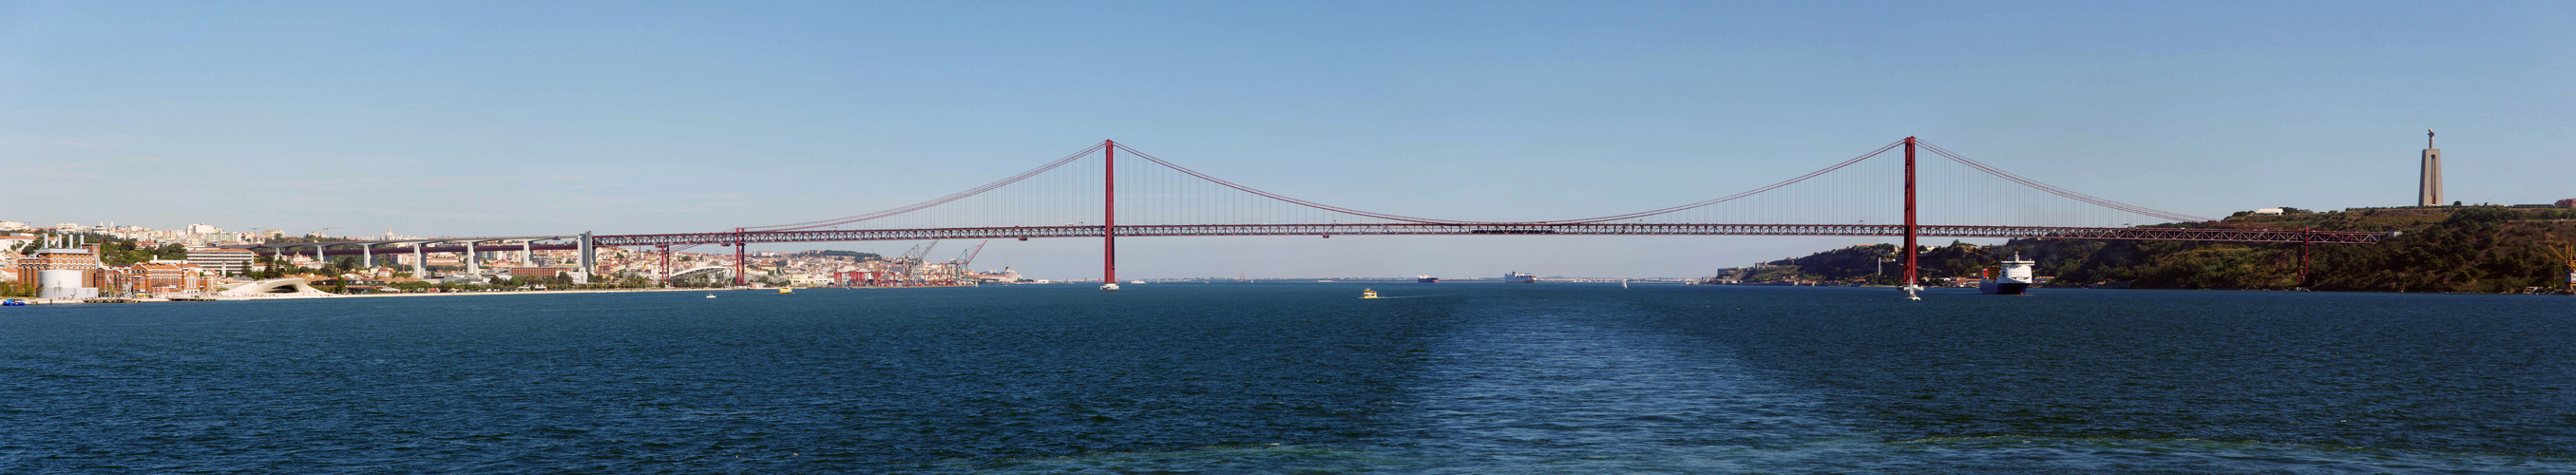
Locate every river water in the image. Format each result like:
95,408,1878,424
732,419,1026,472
3,284,2570,473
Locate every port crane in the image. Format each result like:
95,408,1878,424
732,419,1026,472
948,240,988,283
953,240,985,267
892,240,942,286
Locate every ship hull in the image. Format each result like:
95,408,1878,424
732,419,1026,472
1980,281,2030,294
1417,277,1439,283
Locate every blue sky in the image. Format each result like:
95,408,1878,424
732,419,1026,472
4,2,2570,278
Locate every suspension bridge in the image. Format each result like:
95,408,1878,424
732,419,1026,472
246,137,2388,292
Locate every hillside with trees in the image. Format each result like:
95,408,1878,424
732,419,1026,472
1745,205,2576,294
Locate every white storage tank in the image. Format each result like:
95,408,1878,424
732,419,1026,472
38,270,85,299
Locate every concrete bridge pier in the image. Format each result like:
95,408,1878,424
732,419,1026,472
411,243,428,277
362,245,373,269
521,240,533,267
465,241,479,275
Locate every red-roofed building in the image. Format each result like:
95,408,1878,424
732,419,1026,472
110,262,219,294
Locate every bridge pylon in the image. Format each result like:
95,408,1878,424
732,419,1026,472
1101,140,1119,291
1902,137,1923,300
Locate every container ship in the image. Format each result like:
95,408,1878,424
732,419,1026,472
1417,275,1440,283
1503,272,1536,283
1979,254,2035,295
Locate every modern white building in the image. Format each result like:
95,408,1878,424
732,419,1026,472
185,248,258,276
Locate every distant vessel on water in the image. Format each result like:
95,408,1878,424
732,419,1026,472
1417,275,1440,283
1503,272,1536,283
1361,288,1379,299
777,288,794,294
1980,254,2035,295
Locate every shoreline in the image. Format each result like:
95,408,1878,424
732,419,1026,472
10,282,2563,306
8,287,726,305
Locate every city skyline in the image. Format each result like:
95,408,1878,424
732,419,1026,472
5,2,2571,278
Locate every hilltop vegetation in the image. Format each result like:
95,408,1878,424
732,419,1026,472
1739,242,2006,284
1748,206,2576,293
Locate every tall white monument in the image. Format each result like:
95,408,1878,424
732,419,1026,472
2418,129,2442,206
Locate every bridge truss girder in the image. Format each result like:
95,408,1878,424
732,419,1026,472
588,223,2387,247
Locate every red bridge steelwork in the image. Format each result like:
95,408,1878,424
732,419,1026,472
255,138,2392,294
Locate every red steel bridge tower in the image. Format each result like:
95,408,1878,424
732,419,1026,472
1103,140,1117,290
1903,137,1922,298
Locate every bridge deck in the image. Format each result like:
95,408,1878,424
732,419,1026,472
253,224,2384,256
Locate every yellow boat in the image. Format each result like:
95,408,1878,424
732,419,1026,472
1361,288,1379,299
777,288,794,294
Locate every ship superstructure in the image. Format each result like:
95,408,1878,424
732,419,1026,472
1980,254,2035,295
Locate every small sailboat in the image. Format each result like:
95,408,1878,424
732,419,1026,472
1621,279,1630,289
1360,288,1380,299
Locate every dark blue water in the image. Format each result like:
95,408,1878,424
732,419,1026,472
3,284,2571,473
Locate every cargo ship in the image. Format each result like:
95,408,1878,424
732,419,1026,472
1979,254,2035,295
1417,275,1440,283
1503,272,1536,283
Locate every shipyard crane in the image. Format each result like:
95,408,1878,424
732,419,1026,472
2546,238,2576,295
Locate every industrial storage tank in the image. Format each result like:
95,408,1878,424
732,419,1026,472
37,270,86,299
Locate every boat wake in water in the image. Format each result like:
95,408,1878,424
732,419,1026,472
1391,296,1880,472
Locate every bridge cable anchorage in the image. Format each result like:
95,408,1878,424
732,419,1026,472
740,142,1110,232
1914,141,2213,224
